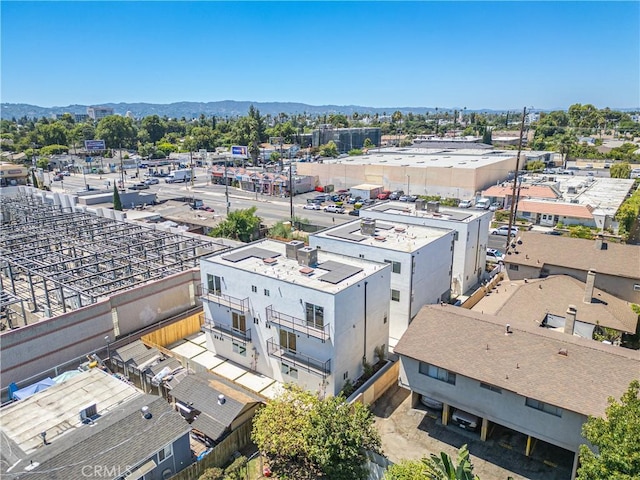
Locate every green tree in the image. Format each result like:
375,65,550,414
526,160,545,172
95,115,137,149
384,459,428,480
209,207,261,242
40,144,69,156
141,114,166,144
328,113,349,128
363,138,374,149
578,380,640,480
113,183,123,211
198,467,224,480
610,162,631,179
482,128,492,145
252,385,381,480
36,122,68,146
320,141,338,158
36,157,49,170
423,444,480,480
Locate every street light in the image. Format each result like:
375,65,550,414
104,335,110,363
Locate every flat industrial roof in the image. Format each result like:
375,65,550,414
319,150,516,169
205,239,388,293
313,219,452,253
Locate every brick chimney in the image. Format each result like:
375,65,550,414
583,270,596,304
594,234,607,250
565,305,577,335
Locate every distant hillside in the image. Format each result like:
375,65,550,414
1,101,510,120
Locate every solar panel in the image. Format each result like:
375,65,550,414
222,247,280,263
317,260,363,284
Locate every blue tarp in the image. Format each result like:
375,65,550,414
52,370,83,384
12,378,55,400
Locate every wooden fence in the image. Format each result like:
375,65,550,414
170,420,254,480
349,361,399,406
461,272,505,310
141,311,204,348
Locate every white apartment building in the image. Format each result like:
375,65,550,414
360,201,493,295
310,218,455,347
199,239,391,396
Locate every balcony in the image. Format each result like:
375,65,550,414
266,338,331,378
200,286,250,313
203,319,252,343
266,305,330,342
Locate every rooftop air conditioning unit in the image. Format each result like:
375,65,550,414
80,403,98,422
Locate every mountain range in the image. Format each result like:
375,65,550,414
1,101,518,120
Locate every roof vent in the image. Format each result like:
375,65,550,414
299,266,314,276
263,257,278,265
558,348,568,356
505,324,513,335
141,405,152,419
218,394,226,405
374,236,386,242
394,227,406,233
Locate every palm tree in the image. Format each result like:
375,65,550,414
423,444,479,480
558,133,576,169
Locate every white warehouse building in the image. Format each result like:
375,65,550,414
310,218,455,347
359,200,493,296
199,239,391,397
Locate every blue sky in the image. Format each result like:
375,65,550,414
1,1,638,110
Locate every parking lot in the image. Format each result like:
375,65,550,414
372,384,573,480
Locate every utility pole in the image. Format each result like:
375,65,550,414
289,153,294,224
225,157,230,217
506,107,527,251
119,146,124,190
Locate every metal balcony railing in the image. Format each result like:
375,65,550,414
266,305,330,342
266,338,331,378
202,319,252,343
200,285,250,313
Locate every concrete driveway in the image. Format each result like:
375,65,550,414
372,384,572,480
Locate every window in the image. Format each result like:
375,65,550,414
232,341,246,356
634,284,640,292
232,312,246,332
280,330,296,352
207,274,222,295
251,285,257,293
391,289,400,302
158,444,173,463
383,314,387,324
526,397,562,417
509,264,519,271
384,259,401,274
359,254,365,259
264,289,270,296
281,363,298,379
480,382,502,394
305,303,324,329
343,371,349,380
419,362,456,385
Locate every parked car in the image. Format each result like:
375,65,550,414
362,198,376,206
489,202,502,211
144,177,159,185
61,170,70,176
377,190,392,200
458,200,473,208
389,190,405,200
398,195,411,202
303,203,321,210
486,248,505,263
129,183,150,190
408,195,419,202
348,209,360,216
324,205,345,214
348,196,363,204
53,174,63,181
491,225,519,237
452,409,479,431
420,395,444,411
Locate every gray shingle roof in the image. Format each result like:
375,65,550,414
395,305,640,418
169,372,262,441
490,276,638,333
4,395,190,480
503,232,640,280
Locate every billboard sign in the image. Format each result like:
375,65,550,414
84,140,106,151
231,146,248,158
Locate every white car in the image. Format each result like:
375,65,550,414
303,203,321,210
491,225,519,237
458,200,473,208
486,248,505,263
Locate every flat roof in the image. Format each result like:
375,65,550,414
319,150,516,169
0,369,141,456
365,201,489,223
205,239,387,293
504,232,640,280
395,305,640,418
313,219,451,253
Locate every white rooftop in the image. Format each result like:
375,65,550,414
365,201,490,223
0,369,141,455
206,239,386,293
314,219,451,253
